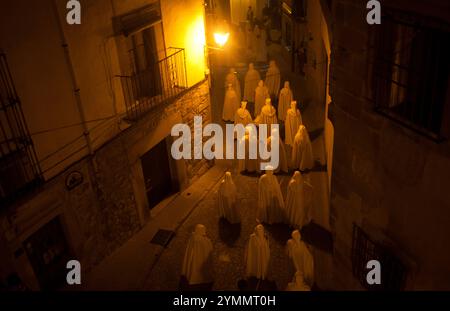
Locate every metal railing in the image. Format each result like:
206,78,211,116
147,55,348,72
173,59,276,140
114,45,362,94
119,47,187,121
352,224,408,291
0,53,42,208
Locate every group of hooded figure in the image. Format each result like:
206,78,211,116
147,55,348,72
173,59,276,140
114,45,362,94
236,22,268,63
181,59,316,291
224,60,315,173
181,168,314,290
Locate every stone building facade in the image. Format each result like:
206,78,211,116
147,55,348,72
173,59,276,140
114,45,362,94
0,0,211,290
328,0,450,290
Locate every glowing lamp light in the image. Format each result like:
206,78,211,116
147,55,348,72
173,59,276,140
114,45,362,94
213,32,229,47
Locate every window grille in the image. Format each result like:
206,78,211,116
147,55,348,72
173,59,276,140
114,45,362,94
370,8,450,141
352,224,408,291
0,53,42,208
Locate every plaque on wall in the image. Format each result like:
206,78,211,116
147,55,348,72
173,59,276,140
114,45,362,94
65,171,84,191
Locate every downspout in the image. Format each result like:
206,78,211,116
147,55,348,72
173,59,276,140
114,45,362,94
51,0,97,169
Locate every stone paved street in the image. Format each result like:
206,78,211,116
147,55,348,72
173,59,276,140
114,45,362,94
143,171,295,290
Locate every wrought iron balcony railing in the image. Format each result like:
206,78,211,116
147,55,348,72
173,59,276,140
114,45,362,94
0,53,42,208
119,47,188,121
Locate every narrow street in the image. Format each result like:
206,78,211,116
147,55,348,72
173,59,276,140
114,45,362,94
83,27,334,291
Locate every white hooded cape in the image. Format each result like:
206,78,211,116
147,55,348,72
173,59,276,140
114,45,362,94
285,107,303,146
267,133,289,173
245,225,270,280
258,104,278,127
237,128,260,173
286,231,314,286
223,87,240,122
286,271,311,291
265,61,281,97
254,81,269,116
291,125,314,170
285,171,313,227
225,71,241,101
234,107,253,126
244,65,261,103
218,173,240,224
278,82,293,121
257,171,285,224
182,225,213,285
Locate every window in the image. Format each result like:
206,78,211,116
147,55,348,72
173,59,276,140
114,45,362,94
352,224,408,290
114,4,187,121
0,53,41,208
370,8,450,141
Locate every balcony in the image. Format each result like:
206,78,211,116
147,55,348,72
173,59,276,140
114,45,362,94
119,47,188,121
0,53,42,208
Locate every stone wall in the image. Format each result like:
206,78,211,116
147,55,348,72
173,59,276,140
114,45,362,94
329,0,450,289
0,81,212,289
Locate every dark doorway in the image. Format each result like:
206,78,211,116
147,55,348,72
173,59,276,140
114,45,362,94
141,139,178,210
23,217,71,290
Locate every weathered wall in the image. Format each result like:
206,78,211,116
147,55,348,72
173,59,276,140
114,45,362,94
329,0,450,290
0,80,211,289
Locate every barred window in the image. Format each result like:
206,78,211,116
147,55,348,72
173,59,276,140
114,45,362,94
370,8,450,141
352,224,408,291
0,53,42,208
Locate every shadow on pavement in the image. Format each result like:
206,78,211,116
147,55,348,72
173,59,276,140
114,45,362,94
301,221,333,254
218,218,241,247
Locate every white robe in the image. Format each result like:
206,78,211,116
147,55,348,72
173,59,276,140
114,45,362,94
278,84,293,121
285,108,303,146
254,82,269,116
291,126,314,170
255,31,267,63
225,72,241,101
244,67,261,102
223,88,240,122
257,173,285,224
267,135,289,173
238,135,260,174
245,226,270,280
285,174,313,227
182,227,213,285
286,238,314,286
218,174,240,224
286,271,311,291
234,108,253,126
258,105,278,126
265,62,281,97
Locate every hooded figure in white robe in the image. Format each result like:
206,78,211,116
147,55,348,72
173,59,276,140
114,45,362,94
286,230,314,286
245,23,254,56
265,60,281,98
257,166,285,224
218,172,240,224
244,63,261,103
234,101,253,127
225,68,241,101
257,98,278,134
286,271,311,291
278,81,293,121
223,84,240,122
182,224,213,285
255,26,267,62
238,125,260,173
245,224,270,280
267,128,288,173
285,101,303,146
254,80,270,116
286,171,313,228
291,125,314,171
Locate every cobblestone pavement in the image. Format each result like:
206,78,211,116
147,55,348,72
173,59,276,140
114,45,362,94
143,169,300,291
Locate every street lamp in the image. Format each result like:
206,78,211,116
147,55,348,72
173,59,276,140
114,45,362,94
213,32,230,47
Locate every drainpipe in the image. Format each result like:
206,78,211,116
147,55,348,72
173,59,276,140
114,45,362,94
51,0,97,170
